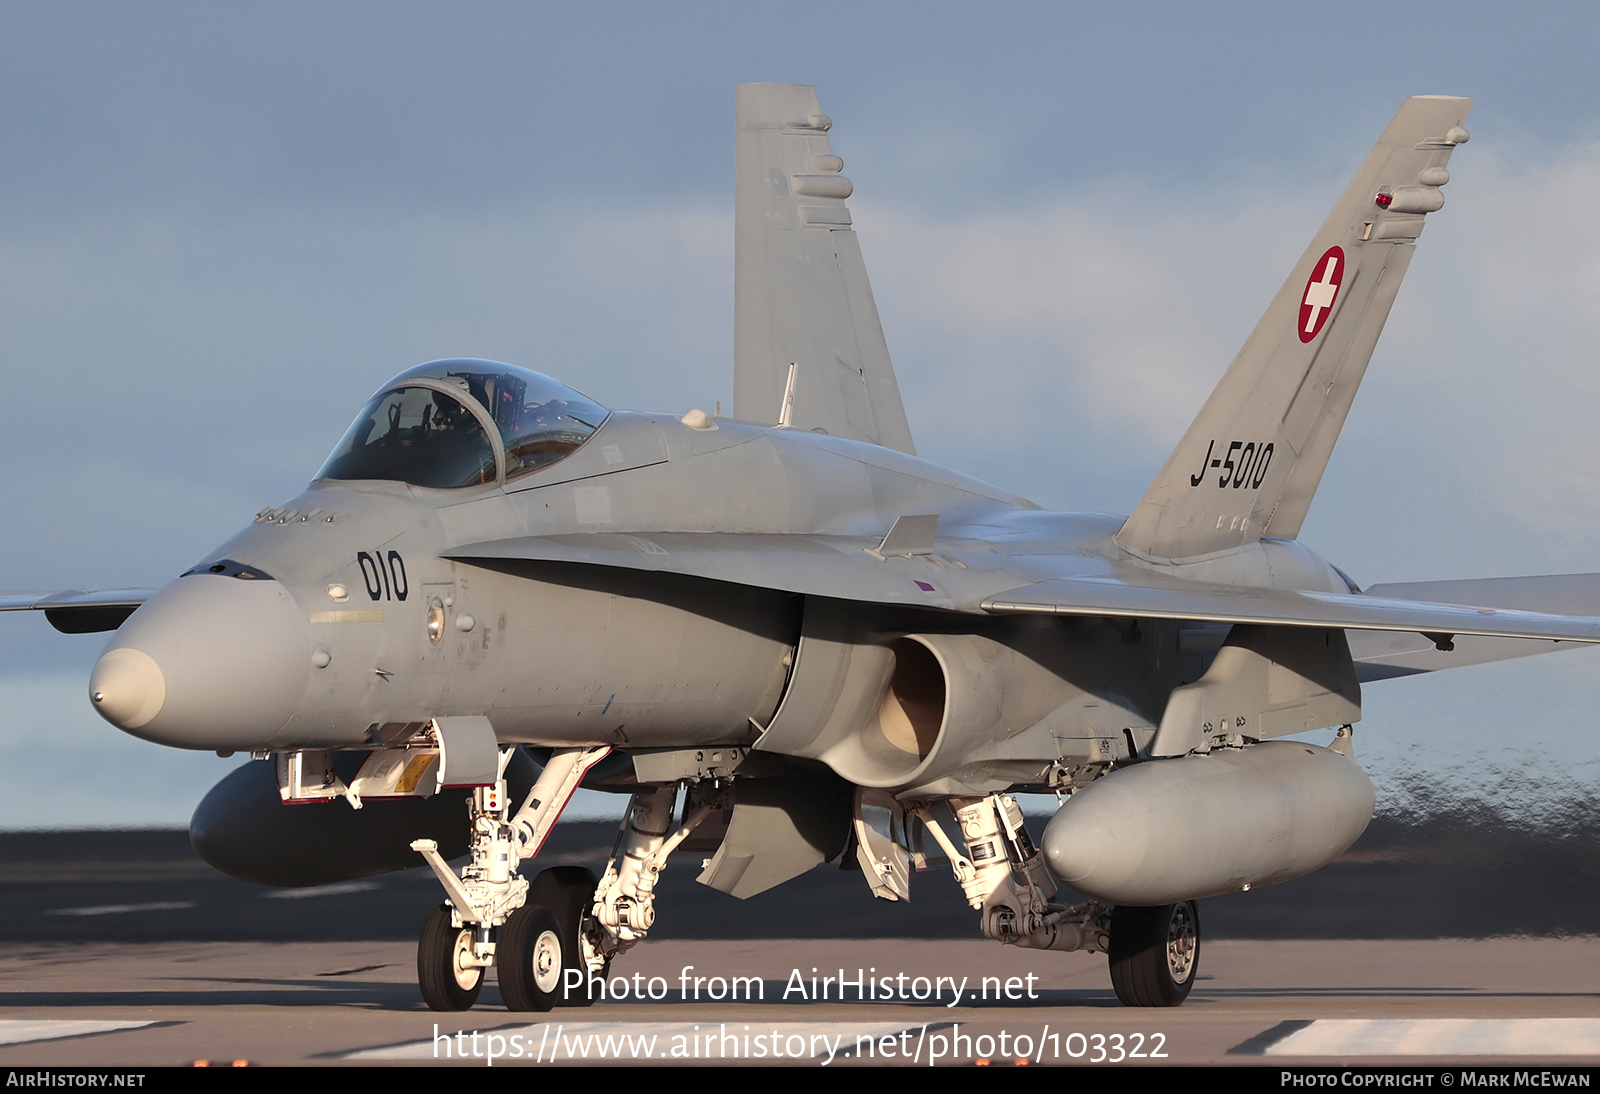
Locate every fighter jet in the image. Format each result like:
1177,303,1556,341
6,85,1597,1010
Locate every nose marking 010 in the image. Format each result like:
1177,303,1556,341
357,552,409,602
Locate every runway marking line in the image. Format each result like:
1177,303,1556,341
315,964,391,977
0,1020,159,1047
266,881,380,900
1234,1018,1600,1056
43,902,194,917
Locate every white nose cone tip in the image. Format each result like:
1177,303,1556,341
89,574,311,750
89,647,166,729
1042,741,1375,907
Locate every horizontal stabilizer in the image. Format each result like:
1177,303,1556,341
982,575,1600,644
1363,573,1600,616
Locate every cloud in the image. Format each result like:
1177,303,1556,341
860,182,1316,510
853,135,1600,574
8,122,1600,829
1389,140,1600,545
0,202,732,589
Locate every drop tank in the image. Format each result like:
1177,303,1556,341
1041,740,1374,906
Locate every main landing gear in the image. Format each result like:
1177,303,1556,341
413,746,723,1013
1107,901,1200,1007
411,750,1204,1011
909,792,1202,1008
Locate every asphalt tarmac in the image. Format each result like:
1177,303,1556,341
6,808,1600,943
0,938,1597,1066
0,813,1596,1067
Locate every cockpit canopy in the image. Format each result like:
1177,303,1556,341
317,360,609,488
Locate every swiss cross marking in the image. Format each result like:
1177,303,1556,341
1298,246,1345,344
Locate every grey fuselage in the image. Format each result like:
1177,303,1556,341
91,401,1352,796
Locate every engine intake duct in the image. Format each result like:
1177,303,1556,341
753,600,1149,793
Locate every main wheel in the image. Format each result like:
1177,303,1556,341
528,867,608,1007
498,904,566,1012
1107,900,1200,1007
418,903,484,1012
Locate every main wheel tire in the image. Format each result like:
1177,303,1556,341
418,903,484,1012
1107,900,1200,1007
528,867,608,1007
498,904,566,1012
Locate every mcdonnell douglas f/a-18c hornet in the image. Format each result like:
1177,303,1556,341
6,86,1595,1010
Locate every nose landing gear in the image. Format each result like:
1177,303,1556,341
497,904,565,1011
411,744,719,1012
498,867,609,1011
417,904,485,1012
410,744,610,1013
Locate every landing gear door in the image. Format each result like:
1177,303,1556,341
853,787,911,902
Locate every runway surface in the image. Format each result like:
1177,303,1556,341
7,808,1600,943
0,937,1597,1066
2,817,1599,1067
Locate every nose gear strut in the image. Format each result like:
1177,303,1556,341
410,744,611,1010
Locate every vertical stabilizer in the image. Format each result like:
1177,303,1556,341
1116,97,1471,563
734,84,915,454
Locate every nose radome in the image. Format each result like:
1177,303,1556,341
89,648,166,729
91,574,311,750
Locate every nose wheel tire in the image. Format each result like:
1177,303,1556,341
418,903,484,1012
499,905,566,1012
1107,900,1200,1007
525,866,608,1008
498,867,611,1010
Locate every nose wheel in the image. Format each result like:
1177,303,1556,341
1107,900,1200,1007
498,905,566,1011
418,904,484,1012
500,867,608,1011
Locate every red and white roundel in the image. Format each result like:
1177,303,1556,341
1298,246,1345,343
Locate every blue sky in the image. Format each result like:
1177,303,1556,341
4,2,1600,826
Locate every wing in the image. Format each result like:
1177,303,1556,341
0,589,155,633
732,84,915,454
445,533,1600,648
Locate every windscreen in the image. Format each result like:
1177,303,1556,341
388,360,609,480
317,387,497,488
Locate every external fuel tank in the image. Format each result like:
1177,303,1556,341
1041,741,1374,906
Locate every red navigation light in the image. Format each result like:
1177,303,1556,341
1374,192,1394,208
